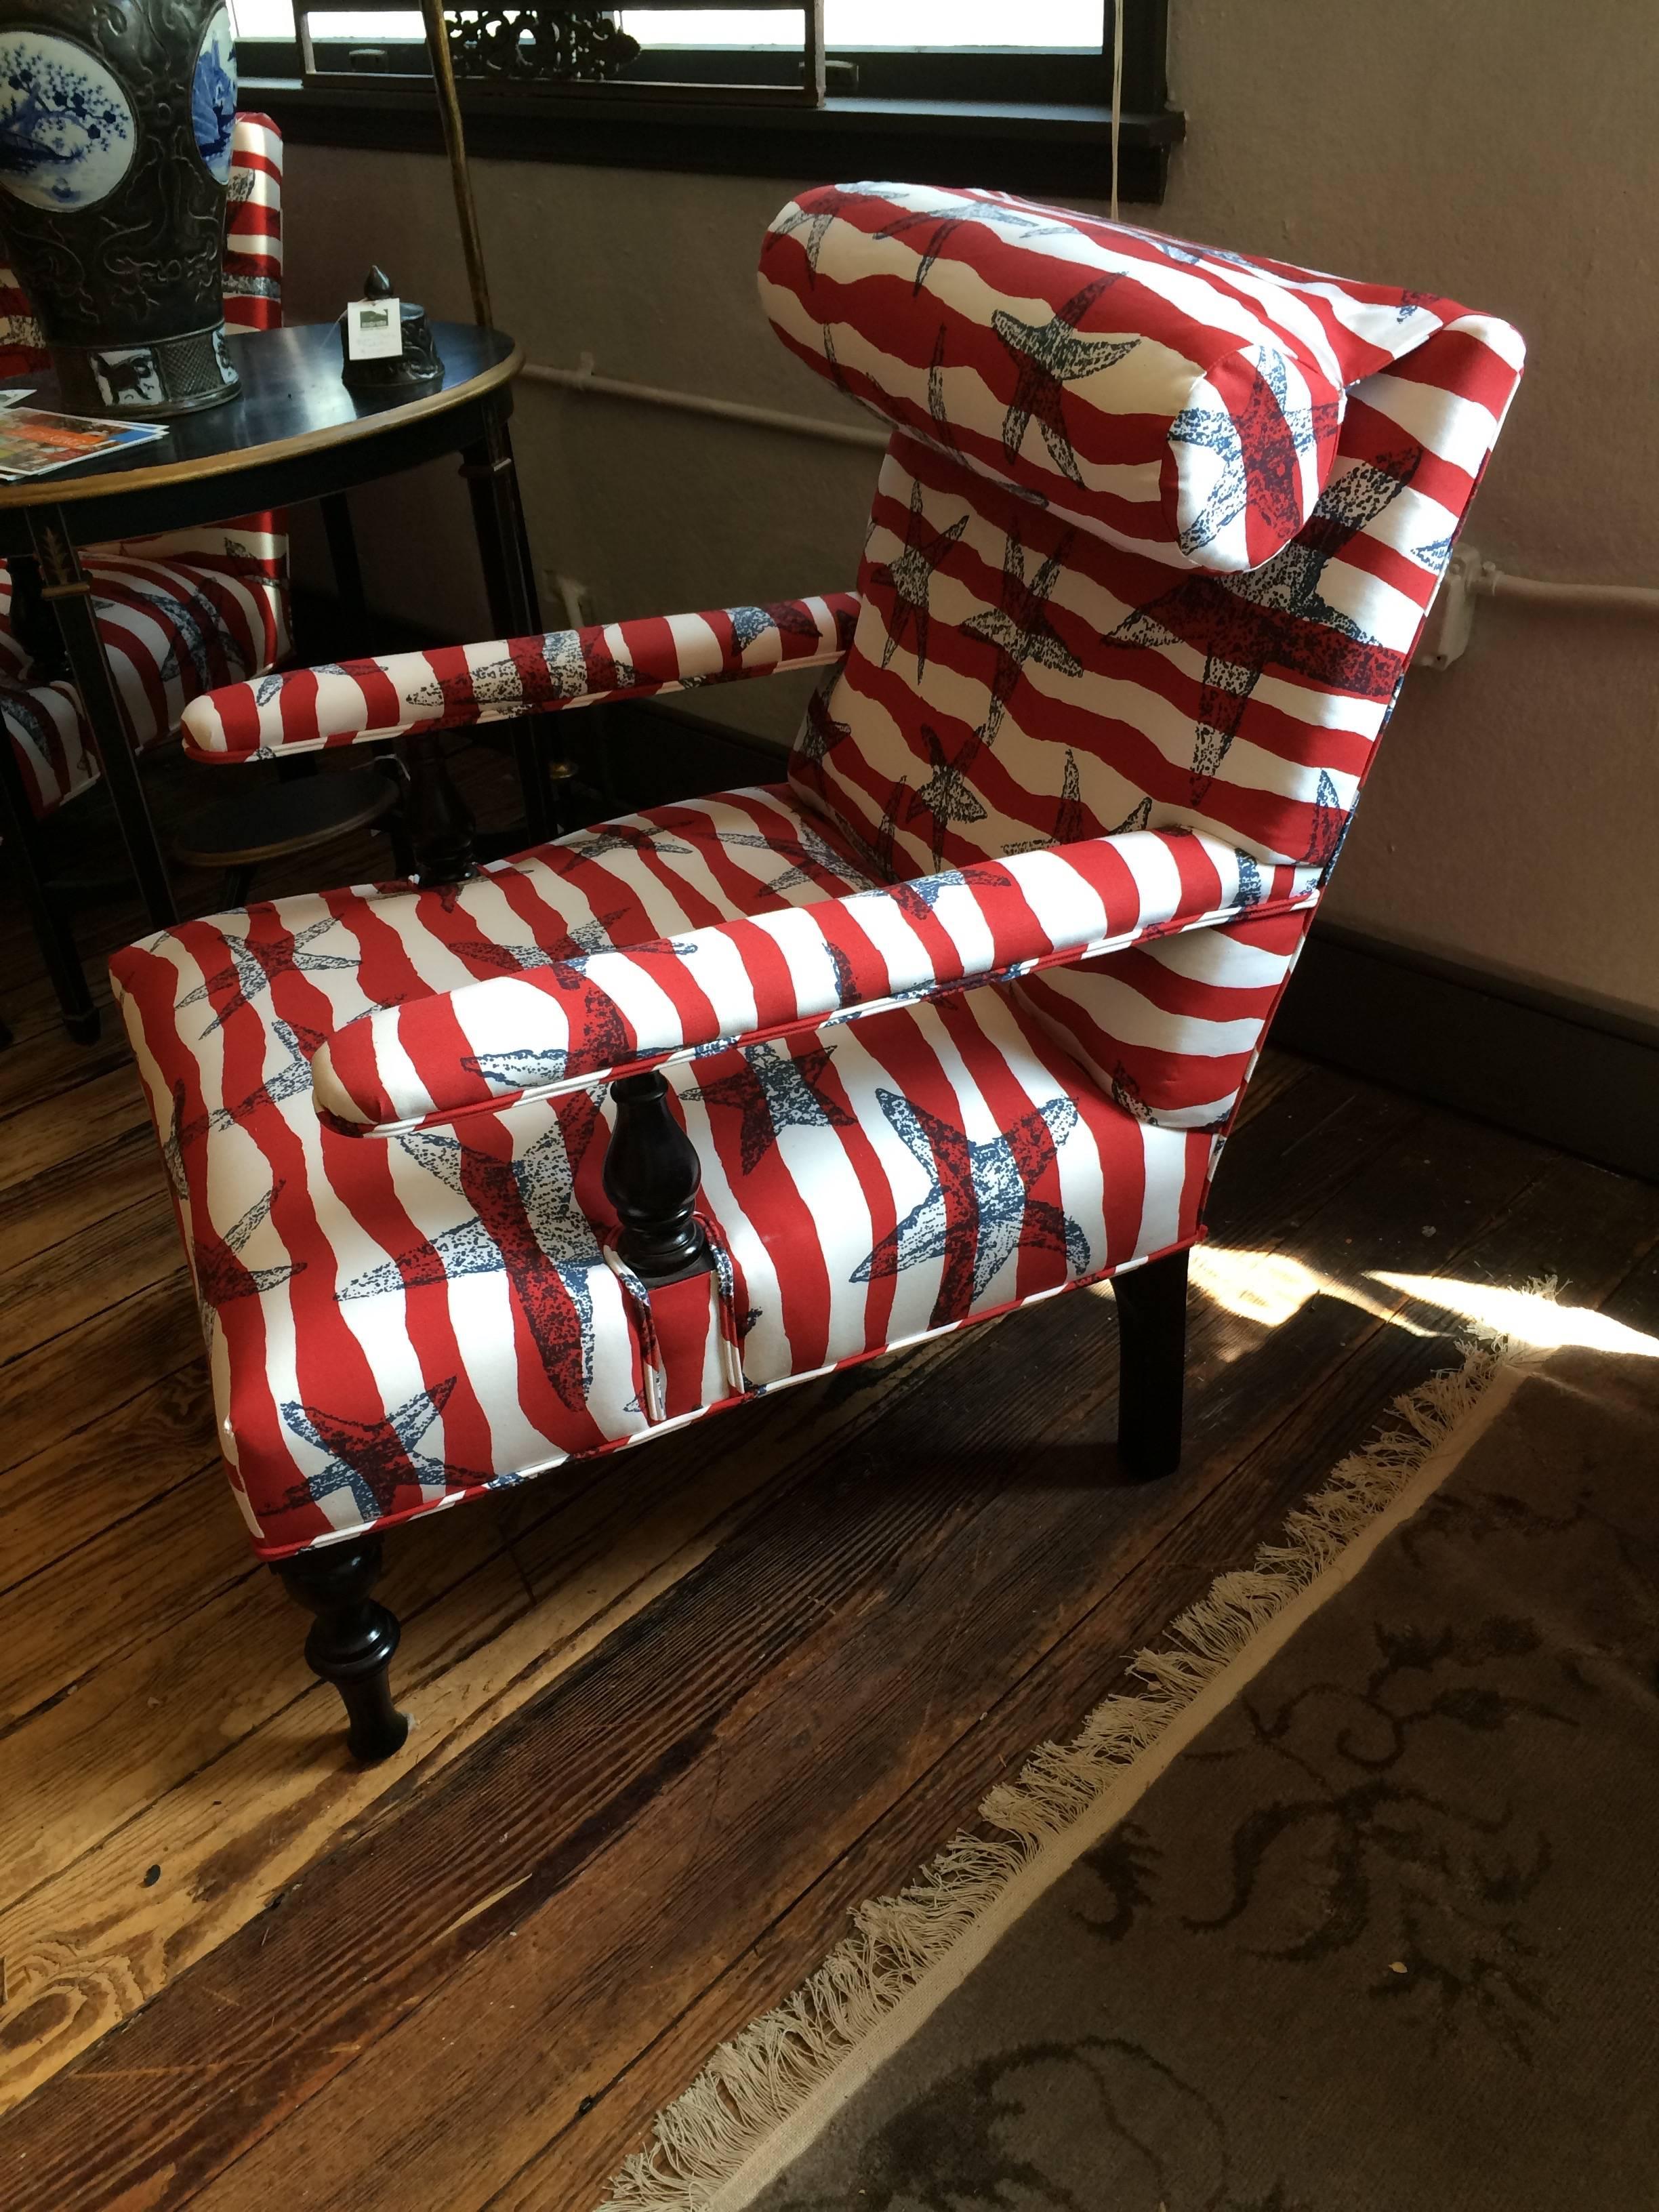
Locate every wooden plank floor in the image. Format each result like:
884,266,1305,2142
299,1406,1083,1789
3,781,1658,2211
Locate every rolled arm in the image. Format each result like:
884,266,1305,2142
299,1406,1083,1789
312,830,1319,1137
179,591,861,762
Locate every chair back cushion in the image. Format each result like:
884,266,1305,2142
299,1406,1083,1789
222,110,284,335
762,184,1477,575
766,190,1524,1122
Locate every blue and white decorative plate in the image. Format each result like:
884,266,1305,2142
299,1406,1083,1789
0,30,135,212
192,7,237,186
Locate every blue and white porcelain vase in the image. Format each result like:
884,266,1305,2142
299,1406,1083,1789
0,0,240,415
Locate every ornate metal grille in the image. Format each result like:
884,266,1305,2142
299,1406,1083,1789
441,7,640,86
299,1,827,104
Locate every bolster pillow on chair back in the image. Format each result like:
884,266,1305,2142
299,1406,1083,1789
760,183,1466,574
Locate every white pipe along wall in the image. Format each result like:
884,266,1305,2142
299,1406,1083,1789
520,356,890,452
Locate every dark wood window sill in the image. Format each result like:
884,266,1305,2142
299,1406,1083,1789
243,76,1184,201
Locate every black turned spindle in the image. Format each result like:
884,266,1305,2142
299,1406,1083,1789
603,1069,710,1283
0,726,98,1044
8,554,68,681
273,1535,409,1762
402,727,479,886
1112,1246,1190,1481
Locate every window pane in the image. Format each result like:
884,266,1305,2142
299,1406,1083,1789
229,0,302,32
231,0,1103,49
623,1,1100,43
292,8,426,34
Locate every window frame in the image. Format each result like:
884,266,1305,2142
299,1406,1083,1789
234,0,1181,200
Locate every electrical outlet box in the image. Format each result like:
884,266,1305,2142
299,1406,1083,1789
554,573,596,632
1416,542,1482,670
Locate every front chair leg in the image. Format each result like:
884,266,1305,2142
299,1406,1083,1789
1112,1247,1190,1481
273,1535,409,1761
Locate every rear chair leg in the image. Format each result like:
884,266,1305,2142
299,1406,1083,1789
1112,1247,1190,1481
274,1535,409,1761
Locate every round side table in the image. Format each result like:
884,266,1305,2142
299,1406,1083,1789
0,321,556,954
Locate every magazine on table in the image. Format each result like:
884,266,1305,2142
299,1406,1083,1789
0,405,169,479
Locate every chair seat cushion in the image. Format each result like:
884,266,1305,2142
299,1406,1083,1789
112,785,1209,1559
1,552,289,817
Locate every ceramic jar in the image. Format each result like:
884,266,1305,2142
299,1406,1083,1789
0,0,240,415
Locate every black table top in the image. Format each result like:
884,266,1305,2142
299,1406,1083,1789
0,321,520,518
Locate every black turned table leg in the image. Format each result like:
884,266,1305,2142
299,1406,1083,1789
8,553,69,681
403,727,479,886
459,413,563,845
29,509,177,928
1113,1247,1190,1481
319,491,369,630
603,1069,710,1282
380,764,416,880
0,718,98,1042
273,1535,409,1763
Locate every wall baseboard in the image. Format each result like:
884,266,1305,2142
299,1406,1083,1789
1272,926,1659,1184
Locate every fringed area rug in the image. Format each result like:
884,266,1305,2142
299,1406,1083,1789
602,1315,1659,2212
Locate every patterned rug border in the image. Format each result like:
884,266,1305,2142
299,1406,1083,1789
598,1319,1543,2212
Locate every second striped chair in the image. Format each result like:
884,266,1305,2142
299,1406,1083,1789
0,112,289,1041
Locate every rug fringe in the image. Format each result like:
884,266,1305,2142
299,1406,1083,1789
596,1319,1531,2212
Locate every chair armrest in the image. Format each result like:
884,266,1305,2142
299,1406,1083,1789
179,592,860,761
312,830,1319,1136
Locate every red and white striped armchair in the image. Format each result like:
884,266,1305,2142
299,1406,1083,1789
112,185,1523,1760
1,112,287,1038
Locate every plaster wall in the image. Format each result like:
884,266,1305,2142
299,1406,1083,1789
281,0,1659,1021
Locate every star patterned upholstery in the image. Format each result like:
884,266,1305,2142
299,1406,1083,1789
761,186,1438,573
0,113,289,819
115,184,1524,1567
0,550,289,815
114,787,1218,1555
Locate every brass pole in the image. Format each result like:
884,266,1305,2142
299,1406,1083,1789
419,0,494,329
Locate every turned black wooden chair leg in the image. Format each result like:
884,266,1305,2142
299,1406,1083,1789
273,1535,409,1762
1113,1246,1190,1481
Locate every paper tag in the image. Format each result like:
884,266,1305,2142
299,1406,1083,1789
346,298,403,361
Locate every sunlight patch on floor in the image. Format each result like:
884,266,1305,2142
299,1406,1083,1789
1180,1245,1435,1335
1101,1252,1654,1359
1370,1273,1658,1358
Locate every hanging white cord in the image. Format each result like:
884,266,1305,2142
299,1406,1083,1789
1110,0,1125,220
